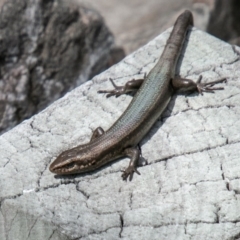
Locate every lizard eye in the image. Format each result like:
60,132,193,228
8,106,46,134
54,162,77,173
66,162,77,170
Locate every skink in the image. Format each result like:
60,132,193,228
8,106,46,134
49,10,225,180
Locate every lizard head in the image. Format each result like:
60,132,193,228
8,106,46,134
49,147,97,175
49,147,110,175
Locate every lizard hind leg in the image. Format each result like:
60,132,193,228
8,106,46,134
98,77,144,98
196,76,226,95
172,75,226,94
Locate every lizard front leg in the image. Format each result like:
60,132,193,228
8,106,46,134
90,127,105,142
121,147,141,181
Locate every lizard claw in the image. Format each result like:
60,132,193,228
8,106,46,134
98,78,125,98
121,166,140,181
98,78,144,98
196,75,226,95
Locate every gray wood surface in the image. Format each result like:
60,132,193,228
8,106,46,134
1,25,240,239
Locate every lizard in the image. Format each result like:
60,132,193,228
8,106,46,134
49,10,226,181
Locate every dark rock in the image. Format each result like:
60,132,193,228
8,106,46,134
0,0,122,135
207,0,240,43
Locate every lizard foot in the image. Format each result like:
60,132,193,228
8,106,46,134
98,78,144,98
121,166,140,181
196,75,226,95
98,78,125,98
